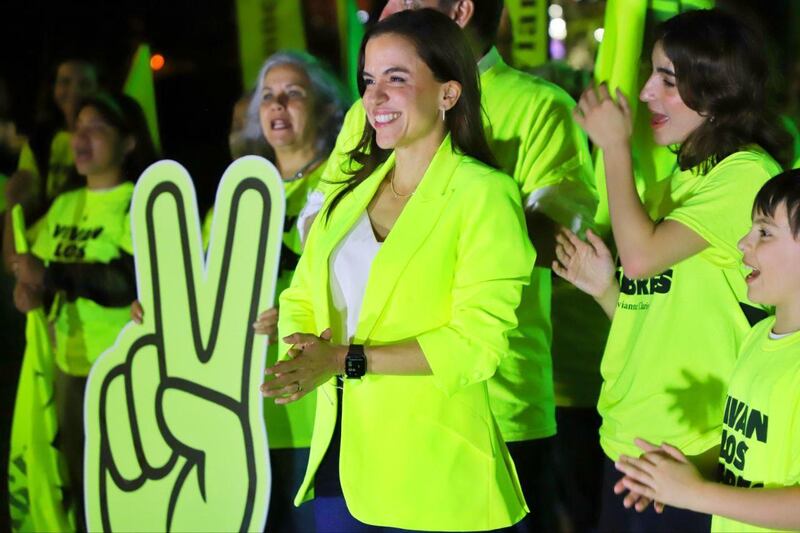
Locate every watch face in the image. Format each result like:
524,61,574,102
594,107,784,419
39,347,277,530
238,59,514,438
345,347,366,378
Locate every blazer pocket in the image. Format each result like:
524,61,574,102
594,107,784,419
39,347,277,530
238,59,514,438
411,393,495,460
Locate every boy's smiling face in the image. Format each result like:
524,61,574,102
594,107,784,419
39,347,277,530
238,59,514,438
738,202,800,308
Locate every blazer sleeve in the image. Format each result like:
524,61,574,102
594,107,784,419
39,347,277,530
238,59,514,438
416,173,536,397
277,215,321,360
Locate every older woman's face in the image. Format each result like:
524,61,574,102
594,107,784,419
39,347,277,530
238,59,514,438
259,63,316,151
362,33,446,151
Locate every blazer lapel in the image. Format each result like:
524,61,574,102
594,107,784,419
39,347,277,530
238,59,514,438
310,156,395,331
354,136,461,341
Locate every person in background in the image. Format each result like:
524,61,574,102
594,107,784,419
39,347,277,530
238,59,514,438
615,169,800,532
11,92,155,531
2,59,98,272
243,51,348,260
554,9,792,532
247,50,348,533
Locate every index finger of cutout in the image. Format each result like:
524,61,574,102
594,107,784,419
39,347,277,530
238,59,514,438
130,161,205,338
202,156,285,395
130,158,284,394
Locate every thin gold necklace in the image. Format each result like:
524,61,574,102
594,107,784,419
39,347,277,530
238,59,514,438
389,168,414,199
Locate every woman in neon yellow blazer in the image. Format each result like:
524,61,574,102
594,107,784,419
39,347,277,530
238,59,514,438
260,9,533,532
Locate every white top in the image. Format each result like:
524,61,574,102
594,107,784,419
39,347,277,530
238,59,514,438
297,189,325,246
329,212,382,342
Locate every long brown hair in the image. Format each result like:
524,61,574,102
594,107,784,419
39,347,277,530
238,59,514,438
324,8,496,221
657,9,792,173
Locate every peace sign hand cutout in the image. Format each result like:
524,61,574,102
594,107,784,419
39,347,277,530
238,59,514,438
84,157,285,532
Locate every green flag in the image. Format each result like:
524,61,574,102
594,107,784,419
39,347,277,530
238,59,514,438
124,43,162,153
337,0,365,99
8,205,75,532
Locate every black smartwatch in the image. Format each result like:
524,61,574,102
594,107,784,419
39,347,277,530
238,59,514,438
344,344,366,379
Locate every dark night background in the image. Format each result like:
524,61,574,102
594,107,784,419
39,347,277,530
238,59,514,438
0,0,356,210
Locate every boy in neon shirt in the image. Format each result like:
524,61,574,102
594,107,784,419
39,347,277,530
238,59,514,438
615,168,800,532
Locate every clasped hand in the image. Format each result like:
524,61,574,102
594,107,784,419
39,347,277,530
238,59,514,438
613,438,707,514
260,328,345,404
11,253,45,313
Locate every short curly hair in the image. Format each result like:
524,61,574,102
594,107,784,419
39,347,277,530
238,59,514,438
244,51,350,157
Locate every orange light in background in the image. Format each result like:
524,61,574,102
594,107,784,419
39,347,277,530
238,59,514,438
150,54,165,71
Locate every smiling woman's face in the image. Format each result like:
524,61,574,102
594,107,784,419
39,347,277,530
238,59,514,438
361,33,446,151
639,41,706,146
258,63,316,151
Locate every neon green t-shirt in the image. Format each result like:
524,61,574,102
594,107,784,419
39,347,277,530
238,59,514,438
480,49,596,440
29,183,134,376
320,51,595,441
202,161,326,449
598,147,781,461
711,317,800,533
17,131,75,201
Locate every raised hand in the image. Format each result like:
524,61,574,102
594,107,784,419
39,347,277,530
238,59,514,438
84,157,285,532
573,83,633,151
552,229,616,299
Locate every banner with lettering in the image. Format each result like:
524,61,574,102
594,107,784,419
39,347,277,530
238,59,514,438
505,0,548,69
236,0,308,91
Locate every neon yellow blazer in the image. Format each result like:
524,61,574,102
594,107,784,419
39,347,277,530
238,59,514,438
279,137,534,530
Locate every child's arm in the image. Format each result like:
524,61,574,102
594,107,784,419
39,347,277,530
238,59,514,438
552,228,619,320
574,85,708,279
616,438,800,530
